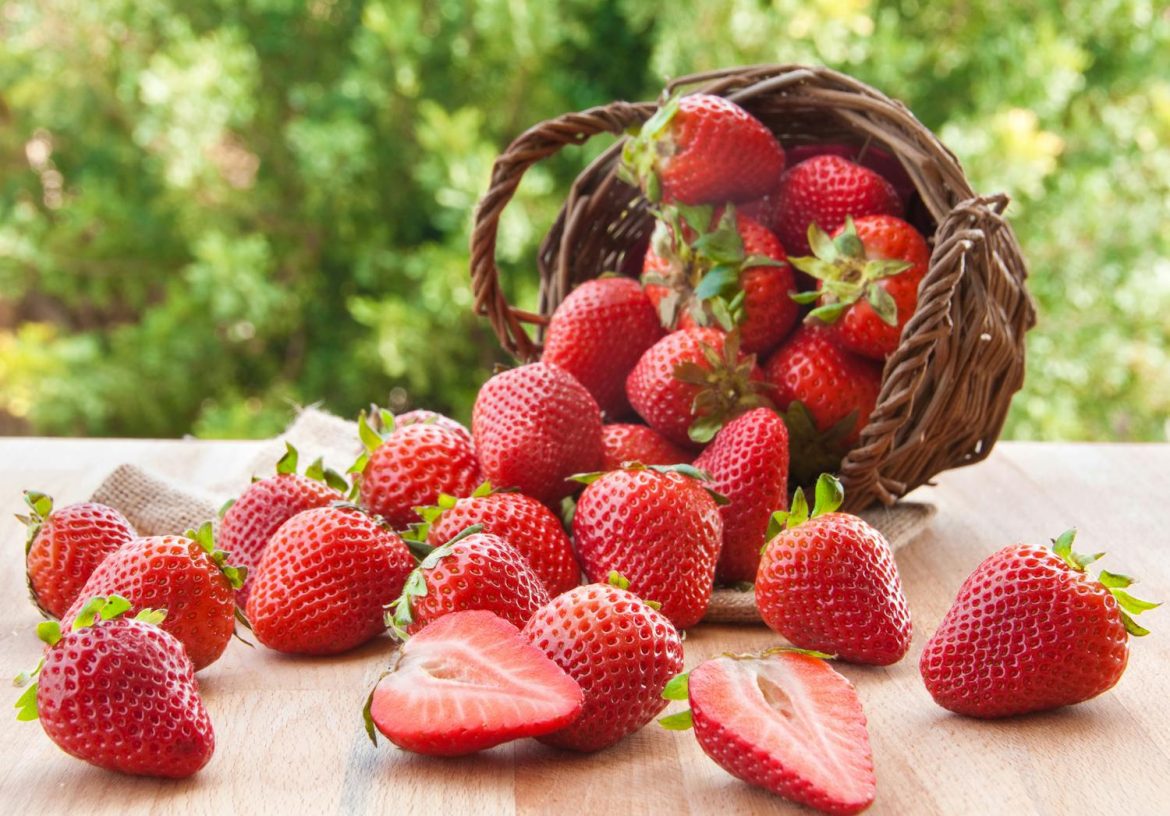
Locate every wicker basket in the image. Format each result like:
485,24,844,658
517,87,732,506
470,64,1036,513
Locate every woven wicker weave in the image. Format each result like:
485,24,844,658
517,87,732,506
470,64,1036,512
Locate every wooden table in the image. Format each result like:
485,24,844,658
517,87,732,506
1,439,1167,815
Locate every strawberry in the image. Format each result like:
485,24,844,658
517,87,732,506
792,215,930,360
787,142,916,205
620,93,785,205
245,505,414,655
19,491,136,619
626,327,767,447
601,423,692,471
393,409,473,445
541,277,664,419
692,408,789,584
365,610,583,756
62,524,243,671
389,527,550,636
763,326,881,485
15,595,214,778
920,529,1158,718
774,154,902,257
418,483,580,597
755,475,912,665
641,206,798,356
218,443,346,607
355,410,481,529
570,465,723,629
522,578,684,752
472,362,603,506
659,648,876,815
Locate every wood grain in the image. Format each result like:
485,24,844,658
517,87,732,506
1,439,1167,815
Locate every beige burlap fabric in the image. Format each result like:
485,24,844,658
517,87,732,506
91,407,935,625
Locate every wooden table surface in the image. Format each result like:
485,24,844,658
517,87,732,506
0,438,1167,815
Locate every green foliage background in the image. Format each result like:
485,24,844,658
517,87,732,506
1,0,1167,440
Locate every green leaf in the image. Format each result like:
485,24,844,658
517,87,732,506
1111,590,1161,615
657,710,694,730
14,682,39,722
811,474,845,518
218,497,237,518
693,265,740,301
808,301,850,325
807,223,838,261
708,297,737,332
789,289,822,305
100,595,131,620
1098,571,1135,589
688,414,724,444
362,683,380,745
471,481,494,498
379,408,397,434
135,608,168,626
35,621,60,647
1120,611,1150,637
1051,529,1077,565
661,672,690,701
568,471,606,485
867,259,914,279
743,254,783,268
765,510,788,544
25,491,53,520
674,203,713,235
71,596,110,630
834,217,864,257
673,360,713,386
647,463,712,482
787,488,810,528
607,571,630,590
322,469,350,494
276,442,298,475
866,284,899,326
358,412,383,453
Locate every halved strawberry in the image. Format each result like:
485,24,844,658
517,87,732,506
365,610,584,756
661,649,876,816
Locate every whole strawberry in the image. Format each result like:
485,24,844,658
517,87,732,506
218,444,346,607
390,527,550,636
601,423,692,471
246,505,414,655
16,595,214,778
774,154,902,256
356,411,481,529
626,327,766,447
642,207,798,356
541,277,664,419
394,409,473,445
620,93,785,205
62,524,243,671
920,529,1157,718
523,578,684,752
792,215,930,360
419,483,580,597
571,465,723,629
19,491,136,619
472,362,603,506
755,475,912,665
763,326,881,485
787,142,916,204
660,649,876,815
693,408,789,584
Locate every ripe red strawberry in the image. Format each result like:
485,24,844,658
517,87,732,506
366,610,583,756
620,93,785,205
15,595,214,778
246,505,414,655
787,142,916,204
19,491,136,619
601,423,692,471
62,525,243,671
660,649,876,815
419,484,580,597
394,409,473,444
792,215,930,360
523,579,684,752
626,327,766,447
571,465,723,628
541,277,664,419
355,412,481,529
693,408,789,584
642,207,798,356
920,530,1157,718
218,444,346,607
763,326,881,485
755,475,912,665
390,528,550,636
774,154,902,257
473,362,603,506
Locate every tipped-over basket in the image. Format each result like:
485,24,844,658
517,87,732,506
470,64,1036,513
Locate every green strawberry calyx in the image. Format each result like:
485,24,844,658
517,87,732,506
764,473,844,546
223,443,349,517
568,463,728,506
673,330,773,444
16,490,54,552
184,522,247,591
346,407,398,497
605,571,663,612
13,595,166,722
1051,529,1160,637
789,217,912,327
385,524,484,641
403,481,499,546
618,94,682,204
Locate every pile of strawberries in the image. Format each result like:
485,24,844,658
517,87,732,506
13,92,1158,815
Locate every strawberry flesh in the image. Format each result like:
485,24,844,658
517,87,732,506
370,611,583,756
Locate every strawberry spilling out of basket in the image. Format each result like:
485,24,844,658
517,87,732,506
9,87,1148,816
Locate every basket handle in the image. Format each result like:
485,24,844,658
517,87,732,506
470,100,657,360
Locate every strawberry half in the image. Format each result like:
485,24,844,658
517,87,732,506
620,93,785,205
366,610,584,756
920,529,1158,718
660,649,876,816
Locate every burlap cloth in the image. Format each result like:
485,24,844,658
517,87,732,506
91,407,934,625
